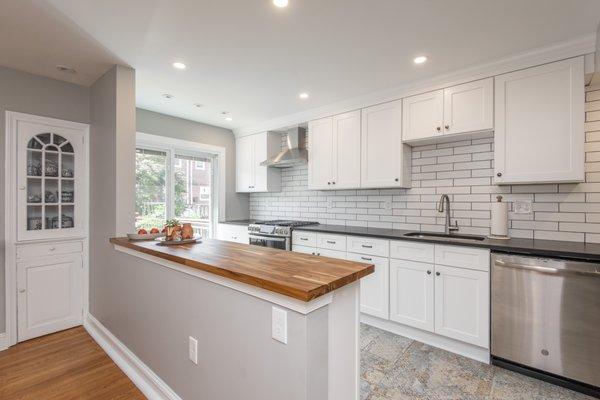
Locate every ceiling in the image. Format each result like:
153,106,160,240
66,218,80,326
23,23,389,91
2,1,600,131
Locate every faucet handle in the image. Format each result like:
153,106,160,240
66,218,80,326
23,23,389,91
449,220,459,231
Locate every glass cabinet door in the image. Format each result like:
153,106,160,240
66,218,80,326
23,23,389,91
18,127,85,241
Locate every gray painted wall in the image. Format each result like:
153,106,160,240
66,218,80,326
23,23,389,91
136,108,249,221
0,66,90,333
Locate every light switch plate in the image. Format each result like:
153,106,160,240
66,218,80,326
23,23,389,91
189,336,198,364
272,307,288,344
514,201,532,214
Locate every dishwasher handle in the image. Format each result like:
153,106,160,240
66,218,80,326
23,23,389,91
494,257,600,277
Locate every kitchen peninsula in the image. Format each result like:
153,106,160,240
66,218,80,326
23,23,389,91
109,237,374,400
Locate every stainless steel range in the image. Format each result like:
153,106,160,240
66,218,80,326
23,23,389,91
248,220,318,251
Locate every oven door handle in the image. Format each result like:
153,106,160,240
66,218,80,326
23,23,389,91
248,234,287,242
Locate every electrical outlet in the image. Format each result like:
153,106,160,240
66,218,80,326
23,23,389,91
189,336,198,364
272,307,288,344
514,201,532,214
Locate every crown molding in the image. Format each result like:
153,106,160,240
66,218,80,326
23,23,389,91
235,33,596,137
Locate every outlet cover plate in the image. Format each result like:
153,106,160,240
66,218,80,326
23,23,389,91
514,201,532,214
189,336,198,364
272,307,288,344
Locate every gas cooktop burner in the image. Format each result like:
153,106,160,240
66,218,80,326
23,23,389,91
255,220,319,227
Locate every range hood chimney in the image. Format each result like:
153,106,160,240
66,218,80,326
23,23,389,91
260,127,308,168
591,22,600,86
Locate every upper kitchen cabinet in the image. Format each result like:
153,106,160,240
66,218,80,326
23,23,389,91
235,132,281,193
494,57,584,185
402,78,493,143
308,111,361,190
402,90,443,141
361,100,411,188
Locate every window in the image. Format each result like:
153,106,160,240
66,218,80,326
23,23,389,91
135,143,217,239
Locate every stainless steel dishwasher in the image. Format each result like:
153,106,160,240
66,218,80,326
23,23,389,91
491,253,600,396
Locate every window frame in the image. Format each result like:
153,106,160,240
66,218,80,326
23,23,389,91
136,132,227,237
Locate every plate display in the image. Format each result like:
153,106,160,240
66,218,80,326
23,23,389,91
155,236,201,246
127,232,165,241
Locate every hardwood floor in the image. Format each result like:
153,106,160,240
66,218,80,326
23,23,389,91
0,326,146,400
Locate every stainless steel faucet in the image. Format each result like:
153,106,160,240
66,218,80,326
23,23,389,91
438,194,459,234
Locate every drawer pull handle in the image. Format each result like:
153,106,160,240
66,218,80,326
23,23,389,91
326,240,336,244
49,247,56,251
361,257,372,261
300,238,308,241
19,289,26,293
361,245,373,248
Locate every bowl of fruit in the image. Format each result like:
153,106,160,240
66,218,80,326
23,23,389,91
127,227,165,241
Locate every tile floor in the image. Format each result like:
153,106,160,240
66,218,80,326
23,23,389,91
360,324,595,400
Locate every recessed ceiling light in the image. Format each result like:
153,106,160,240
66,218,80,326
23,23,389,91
273,0,288,8
413,56,428,65
162,93,174,99
172,62,186,70
56,65,77,74
299,92,309,99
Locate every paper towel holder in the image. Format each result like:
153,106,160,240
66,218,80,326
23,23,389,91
489,195,511,240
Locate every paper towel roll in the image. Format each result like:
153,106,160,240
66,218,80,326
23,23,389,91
490,201,509,237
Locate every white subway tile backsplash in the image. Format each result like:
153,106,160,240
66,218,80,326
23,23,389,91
249,93,600,243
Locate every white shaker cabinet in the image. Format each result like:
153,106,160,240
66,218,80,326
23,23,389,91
217,223,249,244
236,132,281,193
494,57,584,184
308,111,361,190
443,78,493,136
402,90,444,141
361,100,411,188
434,264,489,348
347,252,389,320
389,258,434,332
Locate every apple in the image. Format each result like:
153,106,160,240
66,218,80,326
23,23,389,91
150,227,160,234
137,228,147,235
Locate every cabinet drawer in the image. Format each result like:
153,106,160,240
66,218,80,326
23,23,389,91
435,245,490,272
17,241,83,259
316,233,346,251
346,236,389,257
317,248,346,260
292,231,317,247
292,245,315,255
389,240,434,263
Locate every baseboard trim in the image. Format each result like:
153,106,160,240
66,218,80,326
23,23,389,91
362,314,490,364
84,314,181,400
0,332,7,351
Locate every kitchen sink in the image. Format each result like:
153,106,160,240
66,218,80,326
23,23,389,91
403,231,486,242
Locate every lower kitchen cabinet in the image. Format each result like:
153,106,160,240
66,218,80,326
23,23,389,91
292,244,316,255
216,224,249,244
434,264,489,348
389,259,434,332
347,252,389,320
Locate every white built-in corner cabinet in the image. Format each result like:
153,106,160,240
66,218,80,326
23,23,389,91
6,112,88,343
292,231,490,357
493,57,585,184
236,131,282,193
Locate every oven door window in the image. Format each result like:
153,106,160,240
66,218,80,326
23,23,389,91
249,235,288,250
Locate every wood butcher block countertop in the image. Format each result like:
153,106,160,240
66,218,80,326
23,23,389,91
110,237,374,302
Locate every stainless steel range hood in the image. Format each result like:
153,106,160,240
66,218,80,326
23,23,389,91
260,127,307,168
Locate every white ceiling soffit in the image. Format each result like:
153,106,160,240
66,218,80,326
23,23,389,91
6,0,600,130
0,0,124,86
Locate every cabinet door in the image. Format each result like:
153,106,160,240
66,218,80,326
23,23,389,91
332,111,361,189
402,90,443,141
308,117,334,190
434,264,489,347
17,254,83,342
361,100,410,188
494,57,584,184
443,78,493,135
347,253,389,319
292,245,316,255
389,259,434,332
252,132,268,192
236,135,255,192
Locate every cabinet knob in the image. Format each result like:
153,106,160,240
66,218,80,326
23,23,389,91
436,126,441,132
445,125,450,130
327,182,331,185
19,288,26,293
436,271,441,276
395,178,399,182
19,186,25,190
427,270,432,275
49,246,56,251
496,172,502,177
332,181,336,185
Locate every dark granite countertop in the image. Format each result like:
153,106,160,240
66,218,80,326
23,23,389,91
295,224,600,262
219,219,255,226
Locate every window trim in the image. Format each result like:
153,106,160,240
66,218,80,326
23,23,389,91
136,132,227,236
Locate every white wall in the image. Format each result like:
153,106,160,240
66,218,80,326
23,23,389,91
0,66,90,334
136,108,249,221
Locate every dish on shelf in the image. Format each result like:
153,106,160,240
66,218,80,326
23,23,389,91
127,232,165,241
155,236,200,246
